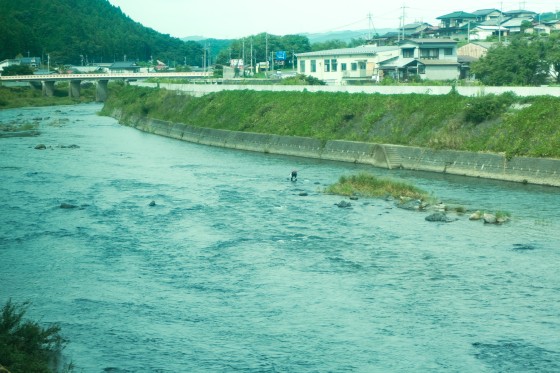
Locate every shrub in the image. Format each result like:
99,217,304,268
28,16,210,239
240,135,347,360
465,93,517,124
0,299,71,373
324,172,430,200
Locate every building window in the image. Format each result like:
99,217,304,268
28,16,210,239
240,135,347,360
311,60,316,73
444,48,453,56
331,59,338,72
324,59,330,72
418,65,426,74
359,62,366,70
299,60,306,73
420,48,439,59
341,63,347,71
402,48,415,58
351,63,358,71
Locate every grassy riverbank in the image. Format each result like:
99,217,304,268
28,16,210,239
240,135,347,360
0,84,96,109
101,85,560,159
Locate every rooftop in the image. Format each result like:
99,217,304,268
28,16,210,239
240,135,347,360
400,38,457,45
472,9,502,16
437,11,478,20
296,45,398,57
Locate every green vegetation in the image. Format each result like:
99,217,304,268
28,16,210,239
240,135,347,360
471,34,560,86
324,172,430,200
101,85,560,159
216,34,311,70
0,65,34,76
0,299,71,373
279,74,326,85
0,0,203,66
0,85,96,109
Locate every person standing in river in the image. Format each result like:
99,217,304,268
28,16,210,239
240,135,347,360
291,170,298,181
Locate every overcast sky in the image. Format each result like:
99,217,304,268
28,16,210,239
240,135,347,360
107,0,557,39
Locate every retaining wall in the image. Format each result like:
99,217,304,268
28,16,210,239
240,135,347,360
121,116,560,187
132,82,560,97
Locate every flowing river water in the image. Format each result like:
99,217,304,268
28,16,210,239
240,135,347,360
1,104,559,372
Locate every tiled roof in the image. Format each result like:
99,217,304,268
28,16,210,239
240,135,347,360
400,38,457,45
437,11,478,20
472,9,501,16
110,61,138,68
296,46,398,58
503,9,536,16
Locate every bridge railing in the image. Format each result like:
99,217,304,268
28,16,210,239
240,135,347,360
0,72,212,81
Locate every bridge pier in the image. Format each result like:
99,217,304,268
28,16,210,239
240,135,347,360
96,80,109,102
69,80,81,99
42,81,55,97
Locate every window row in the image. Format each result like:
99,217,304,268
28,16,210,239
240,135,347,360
402,48,454,59
299,60,366,73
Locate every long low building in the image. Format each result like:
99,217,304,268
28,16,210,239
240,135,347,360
295,45,399,85
296,39,461,84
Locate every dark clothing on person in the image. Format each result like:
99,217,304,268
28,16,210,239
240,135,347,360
291,170,298,181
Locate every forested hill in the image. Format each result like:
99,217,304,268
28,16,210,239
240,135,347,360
0,0,203,66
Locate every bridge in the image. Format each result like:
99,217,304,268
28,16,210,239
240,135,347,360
0,72,211,101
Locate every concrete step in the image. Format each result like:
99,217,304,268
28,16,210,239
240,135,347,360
384,147,403,169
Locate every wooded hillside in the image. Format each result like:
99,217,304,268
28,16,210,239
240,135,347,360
0,0,203,66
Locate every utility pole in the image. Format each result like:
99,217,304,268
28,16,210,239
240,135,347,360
265,33,269,72
401,5,407,41
250,38,253,74
367,12,373,41
499,1,503,43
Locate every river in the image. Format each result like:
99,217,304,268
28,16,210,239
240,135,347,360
1,104,559,372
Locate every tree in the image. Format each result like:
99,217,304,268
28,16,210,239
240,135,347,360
311,40,348,52
0,0,203,66
1,65,34,76
0,300,70,372
215,33,312,69
545,34,560,83
471,38,549,86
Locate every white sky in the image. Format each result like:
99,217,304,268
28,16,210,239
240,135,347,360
107,0,557,39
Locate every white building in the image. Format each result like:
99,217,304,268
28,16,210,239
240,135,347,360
378,39,460,81
295,45,399,85
470,25,508,40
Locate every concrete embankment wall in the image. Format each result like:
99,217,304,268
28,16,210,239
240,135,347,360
124,116,560,187
132,82,560,98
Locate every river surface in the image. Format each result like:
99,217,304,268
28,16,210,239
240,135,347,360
1,104,559,372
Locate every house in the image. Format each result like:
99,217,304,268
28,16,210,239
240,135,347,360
501,17,533,33
470,25,508,40
436,11,478,38
544,19,560,32
503,9,537,19
437,11,478,28
457,42,501,60
377,24,437,46
0,59,19,72
401,22,436,38
19,57,41,68
0,57,42,72
378,39,459,81
295,45,400,85
108,61,140,73
472,9,503,22
531,19,560,34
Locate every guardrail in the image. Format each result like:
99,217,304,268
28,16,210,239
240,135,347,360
0,72,212,81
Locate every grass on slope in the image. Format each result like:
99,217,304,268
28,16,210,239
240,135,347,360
101,85,560,159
